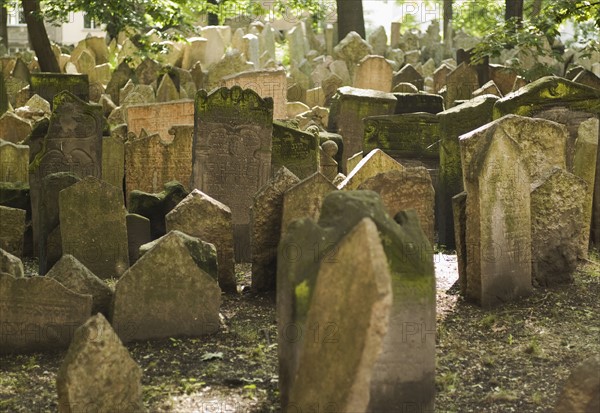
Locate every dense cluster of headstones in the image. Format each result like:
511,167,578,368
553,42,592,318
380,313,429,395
0,18,599,412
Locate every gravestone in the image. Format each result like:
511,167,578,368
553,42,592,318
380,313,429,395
251,167,299,291
446,62,479,107
346,151,363,175
437,95,498,248
59,176,129,279
460,115,533,307
102,133,125,193
0,140,28,183
0,275,92,354
271,121,320,179
128,181,189,239
319,140,339,181
221,69,287,119
135,58,161,86
287,218,392,412
111,230,221,343
358,167,435,245
0,206,26,257
452,192,468,295
124,125,193,198
280,172,338,237
0,247,24,277
433,63,452,94
29,91,103,258
165,189,236,293
531,168,587,286
156,74,179,102
0,112,32,143
354,55,393,92
393,64,424,91
363,112,440,171
126,100,194,143
29,74,89,108
489,64,518,96
338,149,405,190
47,254,113,316
126,213,152,265
473,80,502,98
278,191,435,410
56,314,145,413
38,172,81,275
554,356,600,413
333,31,373,72
394,92,444,114
327,86,397,172
182,37,208,70
191,86,273,262
0,74,8,115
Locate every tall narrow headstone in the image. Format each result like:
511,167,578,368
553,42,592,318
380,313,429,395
460,116,533,307
59,177,129,279
191,86,273,262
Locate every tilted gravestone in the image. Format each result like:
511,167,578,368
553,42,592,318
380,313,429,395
59,176,129,279
29,91,103,257
0,247,24,277
446,62,479,107
278,191,435,411
126,213,152,265
287,218,392,411
338,148,405,190
327,86,397,173
111,230,221,343
0,141,29,184
0,112,31,144
251,167,299,292
459,115,532,307
437,95,498,248
56,314,145,413
494,76,600,252
165,189,236,293
29,73,89,108
191,86,273,262
0,275,92,354
271,121,320,180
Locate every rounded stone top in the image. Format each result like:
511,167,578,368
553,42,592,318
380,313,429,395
322,139,338,157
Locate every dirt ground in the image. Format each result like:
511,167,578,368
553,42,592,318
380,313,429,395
0,255,598,412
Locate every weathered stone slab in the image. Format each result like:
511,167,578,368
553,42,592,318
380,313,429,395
59,176,129,279
106,61,134,106
280,172,338,237
287,218,392,412
0,247,24,277
358,167,435,245
126,100,194,144
394,92,444,114
278,191,435,410
393,64,424,91
101,134,125,192
0,74,8,116
327,86,397,173
165,189,236,293
0,112,31,143
446,62,479,107
354,55,393,92
30,73,89,108
437,95,498,248
47,254,113,316
124,124,193,198
554,356,600,413
460,115,533,307
126,213,151,265
251,167,299,292
531,168,587,286
111,230,221,343
452,191,468,295
0,206,26,257
272,121,320,179
0,275,92,354
56,314,145,413
191,86,273,262
338,149,405,190
221,69,287,119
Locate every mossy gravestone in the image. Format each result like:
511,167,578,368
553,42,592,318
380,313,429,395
271,121,320,180
191,86,273,262
0,140,29,183
111,230,221,343
0,74,8,116
59,176,129,279
29,73,89,108
459,115,532,307
56,314,145,413
0,206,26,257
437,94,498,248
0,275,92,354
29,91,103,257
277,190,435,411
288,218,392,412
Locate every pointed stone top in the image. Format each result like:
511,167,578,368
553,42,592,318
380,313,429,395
338,149,405,190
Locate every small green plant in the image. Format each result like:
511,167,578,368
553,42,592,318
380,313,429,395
507,333,514,345
179,377,205,395
524,337,542,356
480,314,497,329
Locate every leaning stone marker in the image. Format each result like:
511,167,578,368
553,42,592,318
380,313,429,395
111,230,221,343
165,189,236,292
251,167,299,291
0,247,24,278
59,176,129,279
0,275,92,354
56,313,145,413
271,121,320,179
338,148,405,190
460,115,533,307
288,218,392,412
191,86,273,262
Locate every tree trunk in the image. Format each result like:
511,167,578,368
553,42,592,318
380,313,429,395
208,0,219,25
336,0,365,41
1,1,8,51
505,0,524,25
443,0,453,42
22,0,59,72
